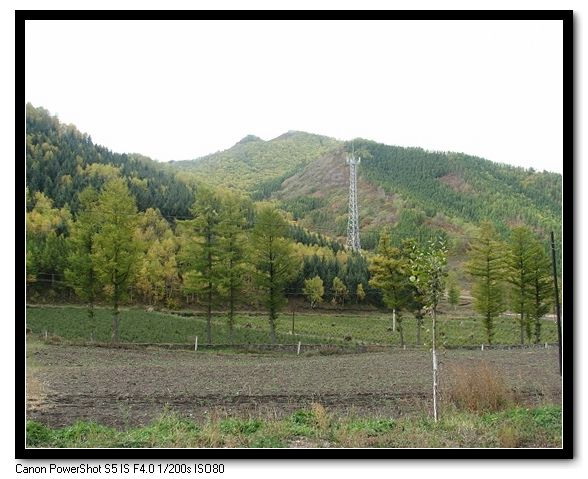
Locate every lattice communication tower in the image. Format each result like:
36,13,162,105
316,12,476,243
346,151,361,251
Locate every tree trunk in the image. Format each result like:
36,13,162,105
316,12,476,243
206,299,212,344
228,286,235,343
269,309,277,344
398,318,404,347
520,312,525,345
111,300,120,343
87,302,95,342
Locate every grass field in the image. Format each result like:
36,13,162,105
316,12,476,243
26,404,562,448
26,306,558,347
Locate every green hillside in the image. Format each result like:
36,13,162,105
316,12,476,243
26,104,195,218
167,130,341,192
26,102,561,252
264,141,561,251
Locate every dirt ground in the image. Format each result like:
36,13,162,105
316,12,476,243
26,343,562,428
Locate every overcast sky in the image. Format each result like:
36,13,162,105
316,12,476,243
25,19,563,173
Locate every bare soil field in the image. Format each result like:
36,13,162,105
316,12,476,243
26,343,562,429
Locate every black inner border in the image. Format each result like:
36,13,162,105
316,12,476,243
16,9,574,460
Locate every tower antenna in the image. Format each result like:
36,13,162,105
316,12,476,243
346,142,361,252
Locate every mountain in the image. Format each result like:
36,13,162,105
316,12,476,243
26,104,195,217
166,132,562,250
25,103,561,253
167,130,341,192
275,140,562,249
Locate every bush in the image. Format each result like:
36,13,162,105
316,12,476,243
26,421,53,446
446,361,511,412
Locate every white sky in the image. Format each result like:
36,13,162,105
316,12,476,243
25,19,563,173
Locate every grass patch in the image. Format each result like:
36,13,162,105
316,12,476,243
219,418,262,435
26,306,558,347
27,405,562,448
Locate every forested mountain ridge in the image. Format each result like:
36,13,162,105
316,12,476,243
167,130,341,192
25,104,562,318
26,104,195,218
26,102,561,253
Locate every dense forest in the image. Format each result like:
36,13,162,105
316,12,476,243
354,139,561,241
26,104,195,218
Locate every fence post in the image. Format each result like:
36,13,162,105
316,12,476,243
195,336,198,351
297,341,301,355
550,231,562,376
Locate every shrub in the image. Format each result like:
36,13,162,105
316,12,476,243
446,361,511,412
26,421,53,447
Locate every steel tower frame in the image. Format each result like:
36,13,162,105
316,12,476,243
346,152,361,251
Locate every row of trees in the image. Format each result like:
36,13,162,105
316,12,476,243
27,178,555,346
58,179,301,344
467,222,553,345
368,223,554,346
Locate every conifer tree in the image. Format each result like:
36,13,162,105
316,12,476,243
369,231,413,344
92,179,140,343
506,226,536,344
466,222,506,344
527,239,552,343
216,191,249,341
65,187,101,333
251,206,297,343
180,188,222,344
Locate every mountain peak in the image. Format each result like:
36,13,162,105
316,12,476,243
236,134,263,145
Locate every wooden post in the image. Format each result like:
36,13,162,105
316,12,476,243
550,231,562,376
432,348,438,422
432,309,438,422
392,308,396,332
481,344,484,351
297,341,301,355
195,336,198,352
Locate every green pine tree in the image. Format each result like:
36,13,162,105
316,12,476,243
369,231,414,346
506,226,536,344
179,187,223,344
466,222,506,344
527,239,553,343
251,206,297,343
216,190,249,341
92,179,140,343
65,187,101,336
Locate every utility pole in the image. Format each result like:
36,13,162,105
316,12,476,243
346,150,361,252
550,231,562,376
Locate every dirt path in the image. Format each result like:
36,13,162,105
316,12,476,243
26,343,562,428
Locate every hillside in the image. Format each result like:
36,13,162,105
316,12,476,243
271,141,562,250
164,128,561,250
26,103,561,253
26,104,195,217
167,130,341,192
